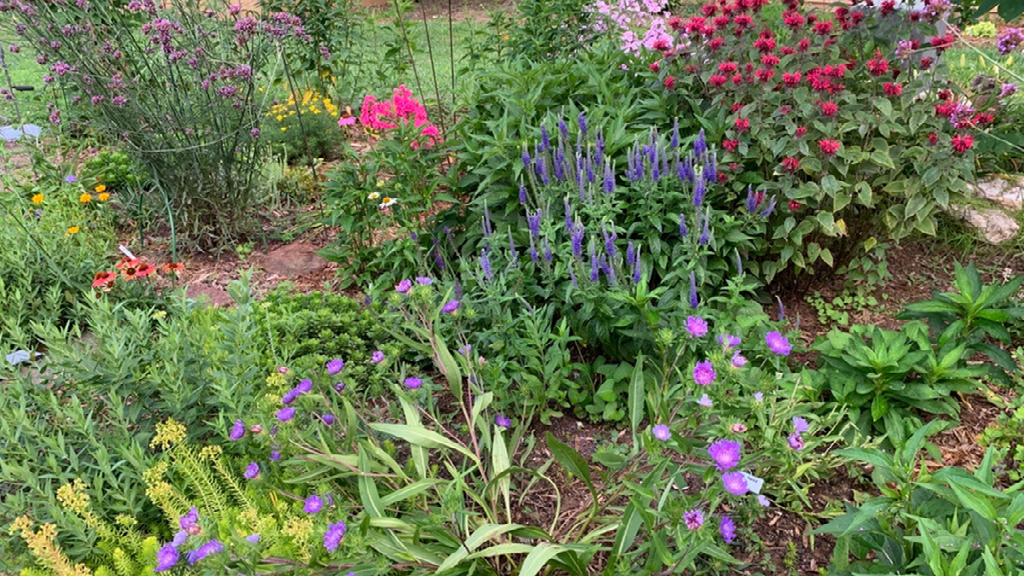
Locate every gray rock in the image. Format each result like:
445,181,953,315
968,176,1024,211
949,204,1020,244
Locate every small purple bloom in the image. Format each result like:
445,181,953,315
371,350,385,364
246,534,260,543
171,530,188,547
679,213,688,238
753,392,764,403
766,331,792,356
395,279,412,293
304,495,324,514
154,544,179,571
324,520,346,552
244,462,259,479
519,185,528,204
731,351,748,368
788,432,805,451
229,419,245,441
684,509,704,530
481,250,493,280
296,379,313,393
495,414,511,428
187,540,224,565
652,424,671,441
282,389,299,404
441,300,460,314
571,223,585,259
708,440,741,471
792,417,809,433
179,507,199,531
722,471,749,496
404,377,423,390
693,360,716,386
65,175,77,183
416,276,432,286
697,394,713,407
686,316,708,338
276,407,295,421
720,515,737,544
270,450,281,461
334,381,346,392
527,209,542,238
758,495,771,507
321,414,336,425
717,334,741,349
578,110,587,135
326,359,344,375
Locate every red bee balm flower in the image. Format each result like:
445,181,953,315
789,200,802,211
93,271,116,288
883,82,902,96
650,61,660,72
928,132,939,145
782,157,800,172
818,139,841,156
709,74,727,87
795,126,808,138
734,117,751,132
819,101,839,117
723,139,740,152
664,76,676,90
951,134,974,154
867,52,889,76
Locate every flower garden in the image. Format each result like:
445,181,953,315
3,0,1024,574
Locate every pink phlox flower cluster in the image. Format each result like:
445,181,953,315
588,0,671,56
358,85,441,149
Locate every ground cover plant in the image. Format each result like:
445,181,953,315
3,0,1024,575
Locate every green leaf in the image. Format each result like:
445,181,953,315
875,99,893,118
434,523,525,573
520,543,567,576
380,479,442,507
371,423,477,463
628,355,645,453
492,426,512,521
871,395,889,421
546,432,597,501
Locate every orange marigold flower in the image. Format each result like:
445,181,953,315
80,193,92,204
98,193,110,202
94,184,106,193
92,271,116,288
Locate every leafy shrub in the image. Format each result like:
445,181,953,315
262,90,347,164
654,0,994,286
965,21,998,38
83,150,146,192
506,0,597,61
9,0,309,249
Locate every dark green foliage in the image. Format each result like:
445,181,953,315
505,0,598,61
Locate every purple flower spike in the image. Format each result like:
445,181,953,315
441,300,460,314
371,350,385,364
244,462,260,479
693,360,716,386
652,424,671,441
276,407,295,421
684,509,704,530
304,495,324,514
686,316,708,338
689,272,699,309
154,544,179,572
326,358,344,375
395,279,412,293
766,331,792,356
720,515,737,544
708,439,741,471
404,377,423,390
722,471,749,496
495,414,511,429
792,417,809,433
324,520,347,552
229,419,245,441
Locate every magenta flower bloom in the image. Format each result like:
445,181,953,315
395,279,412,293
495,414,511,428
697,394,713,407
766,331,792,356
693,360,716,386
441,300,460,314
187,540,224,565
792,417,809,433
652,424,671,441
229,419,245,441
371,350,385,364
276,407,295,421
244,462,259,479
720,515,737,544
708,440,741,471
731,351,748,368
324,520,347,552
304,495,323,514
722,472,749,496
686,316,708,338
179,507,199,532
788,432,805,451
154,544,179,572
684,508,704,530
717,333,741,349
326,358,344,375
404,377,423,390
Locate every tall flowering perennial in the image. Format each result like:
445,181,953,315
587,0,679,56
355,85,441,149
650,0,996,278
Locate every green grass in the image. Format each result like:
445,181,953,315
0,29,48,126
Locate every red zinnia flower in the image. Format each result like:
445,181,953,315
883,82,902,96
782,157,800,172
734,117,750,132
723,139,740,152
951,133,974,154
818,139,841,156
664,76,676,90
93,271,116,288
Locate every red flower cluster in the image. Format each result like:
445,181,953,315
782,157,800,172
93,258,183,288
950,134,974,154
818,139,841,157
883,82,902,96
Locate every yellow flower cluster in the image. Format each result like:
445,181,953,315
150,418,187,450
10,516,92,576
266,90,340,129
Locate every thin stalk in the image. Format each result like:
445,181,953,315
391,0,426,105
447,0,456,112
0,41,24,128
281,49,324,217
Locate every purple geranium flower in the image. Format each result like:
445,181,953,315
154,544,179,572
766,331,792,356
395,279,412,293
404,377,422,390
416,276,432,286
229,419,245,441
722,472,749,496
720,515,737,544
792,417,809,433
326,358,344,375
244,462,259,479
282,389,299,404
708,439,741,471
684,509,704,530
171,531,188,547
65,174,77,183
686,316,708,338
753,392,763,402
652,424,671,441
324,520,347,552
187,540,224,565
693,360,716,386
304,495,323,514
371,350,385,364
441,300,460,314
270,450,281,461
495,414,511,428
296,379,313,393
758,495,771,507
276,407,295,421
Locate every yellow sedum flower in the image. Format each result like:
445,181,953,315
151,418,187,450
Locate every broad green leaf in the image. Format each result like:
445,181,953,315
546,432,596,501
492,426,512,522
371,423,477,463
629,355,645,453
434,523,524,573
380,479,442,507
519,543,566,576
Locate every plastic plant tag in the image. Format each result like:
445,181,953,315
741,471,764,494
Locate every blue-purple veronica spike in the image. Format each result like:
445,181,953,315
554,146,565,182
577,167,586,202
558,117,568,141
569,265,578,287
578,111,587,135
571,223,585,259
694,128,706,156
689,272,699,309
590,245,599,282
541,124,550,151
603,253,616,285
699,210,710,245
603,225,617,259
652,145,660,181
543,238,552,261
704,154,717,183
671,118,680,149
586,154,594,183
564,199,573,232
527,210,542,238
693,176,706,206
508,229,518,261
745,186,757,213
481,250,493,280
529,236,538,262
679,214,688,238
519,185,528,205
536,155,548,185
633,251,642,283
626,242,635,268
603,162,615,194
522,148,531,169
761,196,776,219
